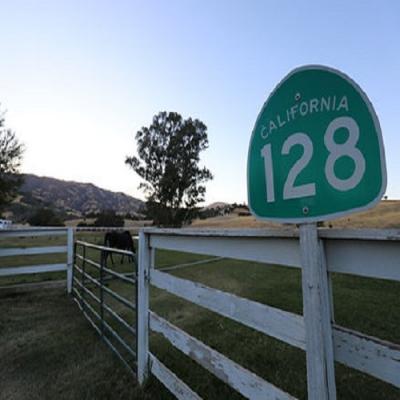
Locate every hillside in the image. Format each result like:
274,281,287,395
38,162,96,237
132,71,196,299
6,174,144,222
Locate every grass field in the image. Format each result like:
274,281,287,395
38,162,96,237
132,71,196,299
1,231,400,399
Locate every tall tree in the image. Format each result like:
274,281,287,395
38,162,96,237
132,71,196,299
126,111,213,227
28,208,64,227
0,108,24,214
94,209,124,227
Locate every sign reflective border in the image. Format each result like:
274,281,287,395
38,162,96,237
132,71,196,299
247,65,387,223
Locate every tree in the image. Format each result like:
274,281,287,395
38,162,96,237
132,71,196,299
126,111,213,227
94,209,124,227
28,208,64,226
0,107,24,214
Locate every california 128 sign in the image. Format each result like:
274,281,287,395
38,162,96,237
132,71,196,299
247,65,387,223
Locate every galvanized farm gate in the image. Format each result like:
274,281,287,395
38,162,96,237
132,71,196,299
72,240,138,376
0,227,74,292
134,228,400,400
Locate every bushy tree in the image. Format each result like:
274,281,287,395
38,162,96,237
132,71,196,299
126,111,213,227
94,209,124,227
0,107,24,214
28,208,64,226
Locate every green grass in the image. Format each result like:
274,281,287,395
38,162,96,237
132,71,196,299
1,234,400,399
0,288,169,400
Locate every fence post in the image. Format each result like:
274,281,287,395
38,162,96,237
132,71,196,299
67,228,74,294
299,223,336,400
137,230,150,385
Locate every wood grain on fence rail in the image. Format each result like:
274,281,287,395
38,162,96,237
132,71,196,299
150,354,202,400
150,229,400,282
333,325,400,388
149,311,297,400
0,263,67,277
0,246,67,257
150,234,301,268
150,269,306,349
0,228,67,238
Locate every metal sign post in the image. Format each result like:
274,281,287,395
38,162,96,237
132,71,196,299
247,65,387,399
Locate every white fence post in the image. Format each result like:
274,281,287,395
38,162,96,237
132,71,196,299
67,227,74,294
137,230,150,385
299,224,336,400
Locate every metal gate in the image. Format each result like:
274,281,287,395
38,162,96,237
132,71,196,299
72,240,138,377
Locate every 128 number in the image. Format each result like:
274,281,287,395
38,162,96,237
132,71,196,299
261,116,366,203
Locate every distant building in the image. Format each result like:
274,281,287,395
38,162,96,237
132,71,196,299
0,219,12,229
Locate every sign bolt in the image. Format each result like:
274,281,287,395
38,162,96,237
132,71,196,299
302,206,309,215
295,92,301,101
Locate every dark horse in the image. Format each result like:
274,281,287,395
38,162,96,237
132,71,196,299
103,231,136,266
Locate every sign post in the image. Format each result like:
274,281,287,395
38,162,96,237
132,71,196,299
299,223,336,399
247,65,387,399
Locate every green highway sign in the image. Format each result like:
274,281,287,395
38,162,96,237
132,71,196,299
247,65,387,223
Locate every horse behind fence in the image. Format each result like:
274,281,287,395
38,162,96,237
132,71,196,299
103,231,136,266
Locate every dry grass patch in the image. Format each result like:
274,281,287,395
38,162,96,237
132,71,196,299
191,200,400,229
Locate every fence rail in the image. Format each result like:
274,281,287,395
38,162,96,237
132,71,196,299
149,311,295,400
151,268,306,349
136,228,400,400
0,228,73,291
333,325,400,387
0,227,69,238
148,228,400,281
149,353,202,400
0,245,67,257
75,226,149,232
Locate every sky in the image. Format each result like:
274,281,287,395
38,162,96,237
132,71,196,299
0,0,399,205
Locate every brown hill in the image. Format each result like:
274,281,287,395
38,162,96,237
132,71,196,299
6,174,144,222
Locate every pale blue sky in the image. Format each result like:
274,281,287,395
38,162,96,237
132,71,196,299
1,1,399,204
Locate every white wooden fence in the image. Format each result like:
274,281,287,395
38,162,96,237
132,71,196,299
74,226,144,232
0,227,74,292
136,228,400,400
